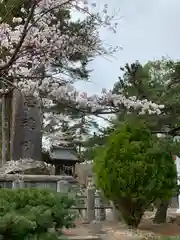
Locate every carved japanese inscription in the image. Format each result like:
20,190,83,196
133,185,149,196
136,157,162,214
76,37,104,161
21,116,36,130
24,97,37,108
10,90,42,161
21,140,33,151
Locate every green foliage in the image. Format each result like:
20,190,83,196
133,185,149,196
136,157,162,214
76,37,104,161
0,188,75,240
113,58,180,132
159,237,180,240
82,126,114,160
83,58,180,162
111,58,180,224
93,119,177,228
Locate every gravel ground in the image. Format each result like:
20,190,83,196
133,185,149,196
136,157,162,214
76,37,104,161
63,209,180,240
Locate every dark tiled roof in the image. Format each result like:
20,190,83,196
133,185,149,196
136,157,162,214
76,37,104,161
49,148,79,161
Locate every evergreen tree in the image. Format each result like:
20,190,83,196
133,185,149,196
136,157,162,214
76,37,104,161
93,118,177,228
112,58,180,223
84,58,180,223
113,58,180,133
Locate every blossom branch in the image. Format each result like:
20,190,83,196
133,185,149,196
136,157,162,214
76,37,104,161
28,0,73,31
0,76,22,96
0,0,37,72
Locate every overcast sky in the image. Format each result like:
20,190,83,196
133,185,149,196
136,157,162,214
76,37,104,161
74,0,180,95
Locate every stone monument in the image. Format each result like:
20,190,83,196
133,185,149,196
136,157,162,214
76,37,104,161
10,90,42,161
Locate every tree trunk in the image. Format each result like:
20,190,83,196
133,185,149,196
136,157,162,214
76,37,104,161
5,90,12,161
153,199,169,224
116,198,144,228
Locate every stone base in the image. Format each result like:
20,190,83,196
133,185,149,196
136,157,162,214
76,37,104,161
65,236,101,240
176,209,180,214
89,221,103,234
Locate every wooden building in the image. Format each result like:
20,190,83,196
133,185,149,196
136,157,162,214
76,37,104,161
46,146,79,176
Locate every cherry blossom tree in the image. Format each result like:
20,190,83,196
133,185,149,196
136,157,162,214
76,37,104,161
0,0,119,157
0,0,164,154
0,0,163,107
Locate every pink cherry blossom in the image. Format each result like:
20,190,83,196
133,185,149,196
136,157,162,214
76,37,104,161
0,0,164,150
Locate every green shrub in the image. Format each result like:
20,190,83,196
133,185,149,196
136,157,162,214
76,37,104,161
93,119,177,228
0,188,75,240
158,237,180,240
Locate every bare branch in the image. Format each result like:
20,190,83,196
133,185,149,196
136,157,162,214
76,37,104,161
0,77,17,88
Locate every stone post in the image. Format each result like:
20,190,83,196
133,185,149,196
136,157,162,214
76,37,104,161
12,181,19,189
86,187,95,222
19,180,25,188
95,189,106,221
56,180,69,193
12,180,24,189
111,201,118,221
175,156,180,213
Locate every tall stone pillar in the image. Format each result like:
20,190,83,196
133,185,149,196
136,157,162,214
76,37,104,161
10,90,42,161
95,190,106,221
86,187,95,222
175,156,180,213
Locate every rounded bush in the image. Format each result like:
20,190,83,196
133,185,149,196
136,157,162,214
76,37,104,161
0,188,75,239
93,119,177,228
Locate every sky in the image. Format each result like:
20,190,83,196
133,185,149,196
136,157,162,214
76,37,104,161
74,0,180,95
